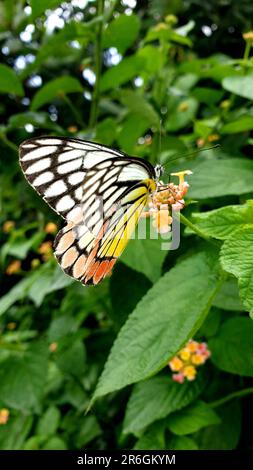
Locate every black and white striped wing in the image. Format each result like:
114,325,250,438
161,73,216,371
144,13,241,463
19,136,155,224
19,136,156,284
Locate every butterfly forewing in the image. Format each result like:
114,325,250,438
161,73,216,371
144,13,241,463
19,136,156,284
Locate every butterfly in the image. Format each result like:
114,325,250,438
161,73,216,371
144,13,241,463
19,136,165,285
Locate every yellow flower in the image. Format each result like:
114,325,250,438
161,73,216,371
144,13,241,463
178,101,189,112
243,31,253,42
7,322,16,331
6,260,21,275
0,409,9,425
179,348,191,361
169,356,183,372
154,22,168,31
171,170,193,186
220,99,231,109
31,258,40,269
3,221,15,233
183,365,197,381
165,14,178,26
191,353,206,365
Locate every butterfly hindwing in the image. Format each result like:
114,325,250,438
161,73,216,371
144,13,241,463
19,136,156,284
54,182,151,284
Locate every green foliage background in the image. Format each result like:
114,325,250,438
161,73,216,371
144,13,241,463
1,0,253,450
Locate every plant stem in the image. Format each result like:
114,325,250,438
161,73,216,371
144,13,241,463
104,0,119,22
243,41,251,63
0,131,18,152
89,0,105,129
62,94,85,128
209,387,253,408
180,213,217,244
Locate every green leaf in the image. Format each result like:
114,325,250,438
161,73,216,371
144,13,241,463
31,76,83,111
210,317,253,376
100,55,144,91
42,436,67,450
110,262,152,328
221,116,253,134
93,248,220,401
191,202,253,240
0,413,33,450
119,89,160,127
123,374,206,436
2,231,44,260
56,338,86,378
0,341,49,412
220,226,253,315
30,0,64,18
192,87,224,105
27,262,73,307
120,235,168,283
0,64,24,96
36,406,61,437
75,415,101,448
168,435,199,450
188,159,253,199
117,114,150,154
196,401,241,450
167,400,220,435
7,111,63,132
103,13,140,54
145,25,192,47
134,421,166,450
222,74,253,100
95,117,117,146
166,97,198,131
213,278,244,311
137,45,164,75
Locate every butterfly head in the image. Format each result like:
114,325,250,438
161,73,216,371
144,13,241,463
154,164,165,181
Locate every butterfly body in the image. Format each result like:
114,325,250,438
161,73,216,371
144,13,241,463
19,136,164,285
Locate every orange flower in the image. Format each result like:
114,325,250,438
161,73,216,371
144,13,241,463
49,342,58,353
6,260,21,275
67,126,78,133
45,222,57,234
168,339,211,383
152,209,172,234
38,241,52,255
196,138,205,147
3,221,15,233
191,353,206,365
0,409,9,425
207,133,220,143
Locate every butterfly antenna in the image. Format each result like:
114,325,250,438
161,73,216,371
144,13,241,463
159,119,162,155
163,144,220,168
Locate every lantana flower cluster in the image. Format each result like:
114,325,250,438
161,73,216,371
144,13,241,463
149,170,192,234
0,409,9,425
168,339,211,384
